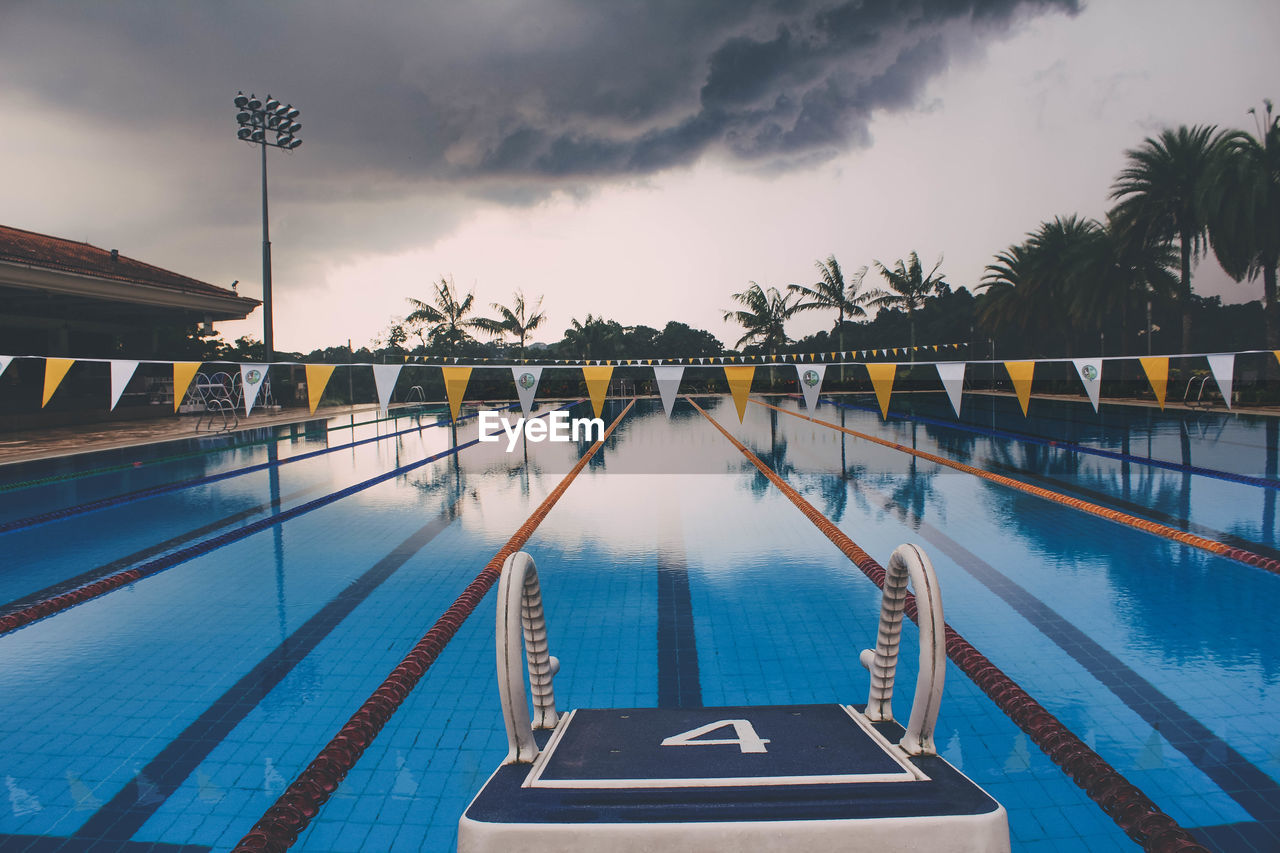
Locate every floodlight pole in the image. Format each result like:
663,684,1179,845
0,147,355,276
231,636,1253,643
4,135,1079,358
234,91,300,365
261,142,273,363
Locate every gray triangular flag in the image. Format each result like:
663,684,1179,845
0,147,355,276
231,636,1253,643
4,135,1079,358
936,362,966,416
511,366,543,417
1071,358,1103,412
1206,353,1234,409
795,363,826,412
241,364,267,415
109,360,140,411
0,356,11,380
653,365,684,417
372,364,402,414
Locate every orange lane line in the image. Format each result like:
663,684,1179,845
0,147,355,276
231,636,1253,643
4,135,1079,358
757,399,1279,575
689,396,1209,852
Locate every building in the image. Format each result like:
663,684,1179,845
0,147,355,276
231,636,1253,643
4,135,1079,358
0,224,261,427
0,223,259,359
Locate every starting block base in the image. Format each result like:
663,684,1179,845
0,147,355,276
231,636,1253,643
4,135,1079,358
459,704,1009,853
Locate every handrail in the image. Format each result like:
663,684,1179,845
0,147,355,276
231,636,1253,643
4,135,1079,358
859,543,946,756
496,551,560,764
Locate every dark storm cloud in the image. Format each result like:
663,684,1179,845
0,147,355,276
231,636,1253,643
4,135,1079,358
1,0,1078,185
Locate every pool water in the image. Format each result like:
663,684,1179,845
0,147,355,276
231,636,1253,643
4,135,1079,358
0,394,1277,852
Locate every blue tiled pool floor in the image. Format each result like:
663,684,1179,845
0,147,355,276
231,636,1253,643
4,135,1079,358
1,396,1277,851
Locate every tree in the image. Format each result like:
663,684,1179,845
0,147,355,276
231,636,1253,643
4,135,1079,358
474,290,547,358
1072,213,1177,353
404,276,484,350
561,314,623,359
787,255,869,354
1209,101,1280,347
979,215,1176,356
723,282,795,354
865,251,949,354
788,255,868,381
1110,125,1235,352
653,321,724,359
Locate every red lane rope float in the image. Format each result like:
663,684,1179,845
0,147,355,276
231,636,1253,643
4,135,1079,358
759,399,1280,576
232,399,635,853
690,397,1209,853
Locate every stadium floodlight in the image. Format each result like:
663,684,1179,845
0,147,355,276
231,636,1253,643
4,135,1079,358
232,91,303,364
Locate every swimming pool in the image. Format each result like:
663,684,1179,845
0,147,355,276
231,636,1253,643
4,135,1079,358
1,394,1277,851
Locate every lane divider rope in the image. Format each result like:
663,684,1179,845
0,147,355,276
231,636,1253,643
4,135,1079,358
760,399,1280,575
690,397,1209,853
0,402,578,637
0,403,519,536
814,395,1280,491
231,399,635,853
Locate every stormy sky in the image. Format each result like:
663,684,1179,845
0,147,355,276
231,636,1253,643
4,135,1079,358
1,0,1276,353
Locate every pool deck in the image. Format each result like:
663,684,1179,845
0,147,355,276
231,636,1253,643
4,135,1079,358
0,404,419,467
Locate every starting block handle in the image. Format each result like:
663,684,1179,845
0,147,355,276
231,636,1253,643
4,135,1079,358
497,552,560,765
860,544,946,756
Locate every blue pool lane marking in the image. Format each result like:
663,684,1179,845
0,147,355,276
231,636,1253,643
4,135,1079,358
818,396,1280,491
1,402,579,636
980,455,1280,559
67,502,461,845
657,546,701,709
848,477,1280,846
0,481,326,616
0,402,518,536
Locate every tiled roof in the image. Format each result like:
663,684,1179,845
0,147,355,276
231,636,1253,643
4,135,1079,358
0,223,258,304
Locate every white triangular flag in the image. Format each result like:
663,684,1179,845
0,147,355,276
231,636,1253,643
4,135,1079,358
109,360,139,411
936,362,967,416
0,356,11,379
1206,353,1234,409
653,365,684,417
795,364,826,413
511,366,543,417
372,364,402,414
241,364,267,415
1071,358,1103,412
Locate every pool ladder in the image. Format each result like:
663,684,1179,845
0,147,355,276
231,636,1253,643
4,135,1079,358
495,544,948,765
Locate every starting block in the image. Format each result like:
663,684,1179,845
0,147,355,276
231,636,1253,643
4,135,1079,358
459,547,1009,852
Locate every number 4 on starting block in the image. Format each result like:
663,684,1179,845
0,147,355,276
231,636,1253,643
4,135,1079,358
661,719,771,754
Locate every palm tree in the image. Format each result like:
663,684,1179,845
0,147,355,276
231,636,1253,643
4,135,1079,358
1110,124,1235,351
1209,101,1280,347
864,251,949,354
980,215,1176,356
405,276,484,350
474,290,547,358
788,255,868,376
562,314,622,359
1072,214,1177,353
977,242,1038,346
723,282,796,354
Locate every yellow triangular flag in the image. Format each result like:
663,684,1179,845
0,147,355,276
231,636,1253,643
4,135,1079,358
1139,356,1169,410
865,362,896,419
581,365,613,418
723,365,755,422
305,364,337,414
173,362,201,412
441,366,472,421
933,345,939,351
1004,360,1035,415
1273,350,1279,367
41,358,75,408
